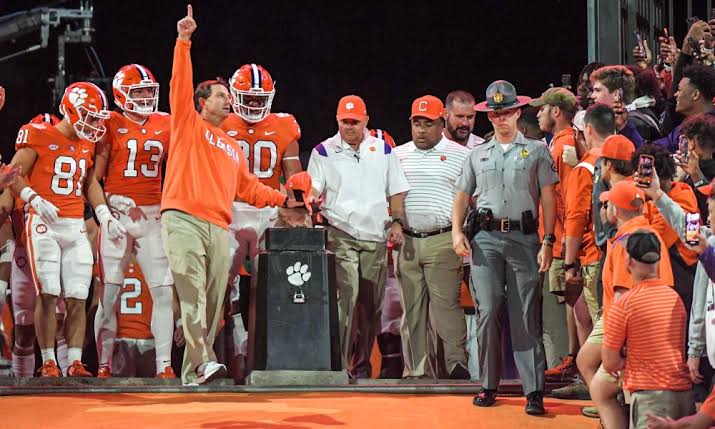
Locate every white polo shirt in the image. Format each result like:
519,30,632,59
442,132,484,149
466,133,485,149
395,136,471,232
308,132,410,242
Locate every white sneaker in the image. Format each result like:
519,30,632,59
197,361,227,384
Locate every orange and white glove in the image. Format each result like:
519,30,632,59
95,204,126,241
107,194,136,215
21,187,59,224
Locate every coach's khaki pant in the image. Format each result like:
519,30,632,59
162,210,230,384
326,226,387,370
398,232,467,377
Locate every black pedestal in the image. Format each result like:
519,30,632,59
248,227,341,371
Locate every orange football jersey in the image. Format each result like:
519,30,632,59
221,112,301,191
15,123,94,219
102,111,171,206
116,262,153,340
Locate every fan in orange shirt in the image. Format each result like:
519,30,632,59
8,82,126,378
636,143,699,329
530,87,579,381
94,63,175,379
587,180,673,428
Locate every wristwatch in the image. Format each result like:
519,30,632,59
543,233,556,244
563,262,578,272
694,179,708,188
391,218,404,228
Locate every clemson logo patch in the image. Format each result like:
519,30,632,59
68,87,88,107
112,71,125,89
36,224,48,234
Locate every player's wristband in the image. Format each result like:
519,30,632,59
563,262,578,272
19,187,37,203
694,179,708,188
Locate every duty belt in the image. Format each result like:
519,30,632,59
488,218,523,233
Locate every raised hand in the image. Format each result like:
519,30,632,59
177,4,197,41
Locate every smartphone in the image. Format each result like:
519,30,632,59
687,16,701,26
678,134,689,160
634,31,645,52
561,74,572,90
663,27,669,39
635,154,655,188
686,213,701,245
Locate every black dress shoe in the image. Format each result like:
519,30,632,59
448,364,471,380
525,391,545,415
472,388,498,407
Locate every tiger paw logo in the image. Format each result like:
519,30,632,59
112,71,125,89
36,224,48,234
68,87,88,107
286,262,311,286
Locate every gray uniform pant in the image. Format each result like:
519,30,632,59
470,230,545,394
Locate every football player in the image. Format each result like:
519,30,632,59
2,114,67,378
9,82,126,377
221,64,303,358
93,260,178,377
93,64,175,379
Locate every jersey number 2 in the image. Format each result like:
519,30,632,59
120,278,143,315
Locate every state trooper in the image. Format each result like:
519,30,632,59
451,80,559,416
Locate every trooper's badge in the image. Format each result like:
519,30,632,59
494,91,504,104
520,148,529,158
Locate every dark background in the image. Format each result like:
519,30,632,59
2,0,592,162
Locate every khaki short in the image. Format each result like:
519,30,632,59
548,259,566,304
581,261,602,322
630,390,695,429
586,316,604,345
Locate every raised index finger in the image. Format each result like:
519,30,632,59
187,4,193,18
